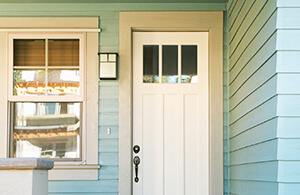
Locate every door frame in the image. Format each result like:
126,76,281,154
119,11,223,195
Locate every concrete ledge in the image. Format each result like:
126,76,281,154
0,158,54,170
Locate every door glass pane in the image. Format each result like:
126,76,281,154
143,45,159,83
181,45,197,83
11,102,81,160
162,45,178,83
48,39,79,67
13,69,46,96
14,39,45,67
47,69,80,96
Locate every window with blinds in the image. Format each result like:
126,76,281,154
13,39,80,96
48,39,79,67
10,37,82,161
14,39,45,67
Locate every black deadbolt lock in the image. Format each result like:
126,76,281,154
133,145,140,154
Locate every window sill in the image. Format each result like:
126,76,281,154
48,164,100,181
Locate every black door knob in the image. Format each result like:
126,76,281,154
133,156,140,183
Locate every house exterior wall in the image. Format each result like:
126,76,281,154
276,0,300,194
223,9,230,195
0,3,227,194
227,0,278,194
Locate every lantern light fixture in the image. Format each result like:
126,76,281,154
98,53,118,80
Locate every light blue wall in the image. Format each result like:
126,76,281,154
228,0,300,194
227,0,278,194
0,3,228,194
276,0,300,194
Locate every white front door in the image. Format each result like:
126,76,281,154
133,32,209,195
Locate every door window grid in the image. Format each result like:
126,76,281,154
143,44,198,84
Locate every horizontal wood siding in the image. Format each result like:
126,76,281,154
276,1,300,193
98,82,119,184
0,2,227,194
227,0,278,194
231,180,278,195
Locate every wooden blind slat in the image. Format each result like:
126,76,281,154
13,39,79,67
48,40,79,66
14,40,45,67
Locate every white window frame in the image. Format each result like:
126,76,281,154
8,33,86,162
0,17,100,180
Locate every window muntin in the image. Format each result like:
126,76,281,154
9,34,85,161
10,102,81,160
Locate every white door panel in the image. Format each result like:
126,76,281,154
133,32,209,195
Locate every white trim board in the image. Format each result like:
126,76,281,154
0,28,101,32
119,11,223,195
0,17,99,28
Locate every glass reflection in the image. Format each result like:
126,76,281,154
163,45,178,83
143,45,159,83
13,70,46,96
11,102,81,159
47,70,80,96
181,45,198,83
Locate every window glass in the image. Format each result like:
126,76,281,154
143,45,159,83
14,39,45,67
48,39,79,67
181,45,197,83
47,70,80,96
11,102,81,160
162,45,178,83
13,70,46,96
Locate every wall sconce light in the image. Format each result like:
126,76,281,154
98,53,118,80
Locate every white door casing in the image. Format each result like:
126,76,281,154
133,32,209,195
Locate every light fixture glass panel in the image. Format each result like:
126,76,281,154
162,45,178,83
100,54,108,62
48,39,79,67
11,102,81,160
181,45,198,83
47,69,80,96
13,69,46,96
108,54,117,62
14,39,45,67
143,45,159,83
